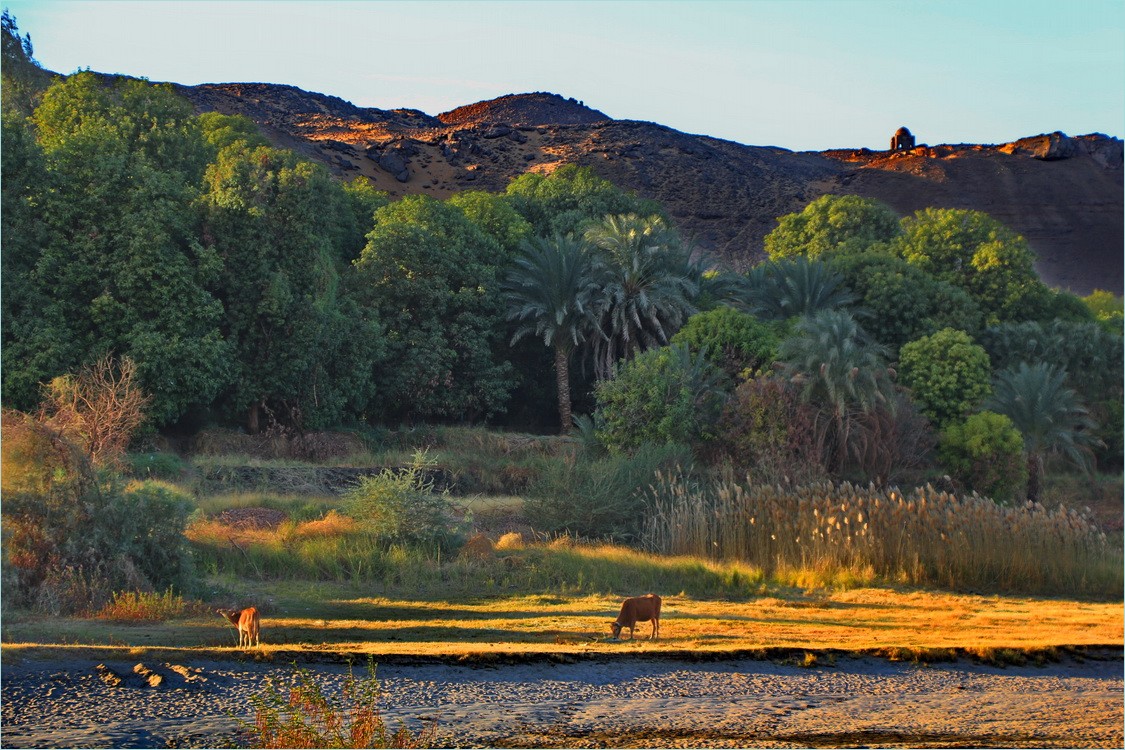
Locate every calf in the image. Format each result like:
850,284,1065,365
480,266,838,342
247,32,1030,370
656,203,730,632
610,593,661,640
217,607,261,648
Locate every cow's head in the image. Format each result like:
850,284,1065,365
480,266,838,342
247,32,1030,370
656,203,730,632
610,621,623,639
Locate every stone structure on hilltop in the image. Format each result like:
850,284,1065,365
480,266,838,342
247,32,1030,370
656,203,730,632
890,126,916,151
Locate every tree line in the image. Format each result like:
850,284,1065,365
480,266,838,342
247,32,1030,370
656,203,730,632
3,18,1121,506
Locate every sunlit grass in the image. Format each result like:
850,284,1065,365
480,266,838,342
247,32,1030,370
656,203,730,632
4,584,1120,659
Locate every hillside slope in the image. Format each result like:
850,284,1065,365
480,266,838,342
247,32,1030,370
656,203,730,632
173,83,1123,294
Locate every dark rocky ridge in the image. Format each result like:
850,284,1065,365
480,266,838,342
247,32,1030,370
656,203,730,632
172,84,1123,294
439,92,611,126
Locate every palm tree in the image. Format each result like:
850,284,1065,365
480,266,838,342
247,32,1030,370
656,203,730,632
584,214,698,380
985,362,1100,502
740,257,856,321
504,234,599,434
779,309,894,473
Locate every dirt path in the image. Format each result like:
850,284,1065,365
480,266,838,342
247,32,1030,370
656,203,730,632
1,653,1122,748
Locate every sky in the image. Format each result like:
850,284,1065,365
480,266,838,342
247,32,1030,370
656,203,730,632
5,0,1124,152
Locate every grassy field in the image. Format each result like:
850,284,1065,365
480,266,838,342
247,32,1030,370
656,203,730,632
3,553,1122,663
4,428,1121,666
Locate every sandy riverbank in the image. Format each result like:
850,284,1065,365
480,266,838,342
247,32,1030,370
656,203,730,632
1,651,1122,748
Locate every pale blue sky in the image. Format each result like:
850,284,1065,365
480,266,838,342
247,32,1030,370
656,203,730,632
5,0,1123,151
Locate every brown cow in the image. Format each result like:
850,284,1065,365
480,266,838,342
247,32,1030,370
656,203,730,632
610,594,661,640
217,607,260,648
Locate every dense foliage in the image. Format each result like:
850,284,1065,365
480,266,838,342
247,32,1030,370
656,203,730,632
898,328,992,428
594,344,725,453
1,25,1119,540
938,412,1027,503
764,194,901,260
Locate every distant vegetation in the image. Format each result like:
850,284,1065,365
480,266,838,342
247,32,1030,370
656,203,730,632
2,13,1121,618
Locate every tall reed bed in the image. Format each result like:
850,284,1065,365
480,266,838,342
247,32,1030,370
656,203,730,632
642,473,1122,597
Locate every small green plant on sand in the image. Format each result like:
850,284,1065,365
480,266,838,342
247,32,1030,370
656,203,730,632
243,659,436,749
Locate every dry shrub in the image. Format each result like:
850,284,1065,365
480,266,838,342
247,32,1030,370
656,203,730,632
495,532,524,551
96,589,189,622
716,376,827,484
38,355,149,470
459,533,495,560
643,474,1122,597
292,511,357,539
2,408,94,498
186,517,276,549
548,534,575,550
188,511,357,549
190,428,365,462
290,432,368,462
218,507,289,530
245,659,436,749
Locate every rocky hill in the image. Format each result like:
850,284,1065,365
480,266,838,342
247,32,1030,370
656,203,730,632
173,84,1124,294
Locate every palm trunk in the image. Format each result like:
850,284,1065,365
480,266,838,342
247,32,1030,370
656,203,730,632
1026,453,1042,503
554,345,573,435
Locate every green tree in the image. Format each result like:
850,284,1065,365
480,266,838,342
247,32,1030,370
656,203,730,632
985,362,1099,502
0,111,50,408
978,320,1123,406
197,110,271,153
670,306,781,382
897,328,992,427
890,208,1043,324
504,234,599,433
939,412,1027,503
505,164,663,237
1,10,53,117
203,143,377,431
9,73,229,425
740,257,855,322
830,251,983,351
980,319,1122,474
764,194,902,261
584,213,698,380
778,309,895,473
449,190,533,255
1080,289,1123,334
355,195,514,423
594,344,724,453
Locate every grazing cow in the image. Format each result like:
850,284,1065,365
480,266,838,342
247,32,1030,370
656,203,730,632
610,594,661,640
217,607,261,648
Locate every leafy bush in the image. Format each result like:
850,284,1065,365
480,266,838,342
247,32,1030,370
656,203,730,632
979,319,1123,403
2,410,197,612
1081,289,1123,333
342,451,466,551
830,251,983,351
594,344,725,454
114,480,197,591
939,412,1027,503
714,376,826,484
670,306,781,381
898,328,992,427
524,443,689,541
